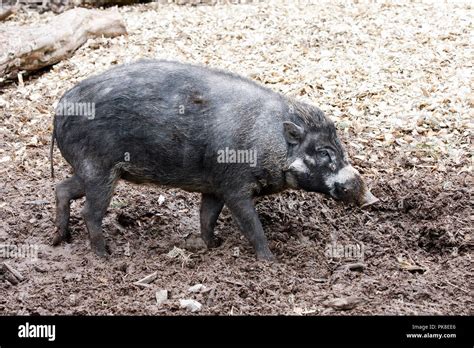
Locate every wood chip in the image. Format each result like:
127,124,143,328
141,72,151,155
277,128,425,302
188,283,207,293
206,287,216,306
401,265,427,273
397,257,427,273
133,271,158,288
179,299,202,312
337,263,366,272
223,279,244,287
323,297,364,311
3,261,25,282
155,289,168,306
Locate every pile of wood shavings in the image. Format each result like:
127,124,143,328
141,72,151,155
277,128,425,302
0,1,472,182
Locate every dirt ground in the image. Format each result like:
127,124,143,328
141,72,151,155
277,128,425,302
0,1,472,315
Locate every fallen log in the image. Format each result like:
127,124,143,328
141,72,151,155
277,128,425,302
0,7,127,81
0,5,19,21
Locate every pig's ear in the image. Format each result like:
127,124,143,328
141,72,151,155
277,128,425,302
283,121,305,144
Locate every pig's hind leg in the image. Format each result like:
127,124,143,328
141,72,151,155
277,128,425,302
81,173,118,257
200,193,224,248
53,175,85,246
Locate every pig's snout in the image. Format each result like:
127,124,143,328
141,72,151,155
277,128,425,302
326,165,378,207
333,180,378,207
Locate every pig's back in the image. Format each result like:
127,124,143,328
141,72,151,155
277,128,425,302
53,60,289,191
58,60,278,110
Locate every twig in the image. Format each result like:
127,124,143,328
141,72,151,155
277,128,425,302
206,287,216,306
337,263,366,272
133,271,157,288
223,278,244,287
445,280,469,294
3,261,25,282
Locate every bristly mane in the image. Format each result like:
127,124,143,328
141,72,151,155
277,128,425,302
286,98,335,132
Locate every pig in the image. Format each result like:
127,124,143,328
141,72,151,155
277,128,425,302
51,60,378,261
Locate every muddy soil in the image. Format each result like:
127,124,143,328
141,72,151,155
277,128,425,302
1,153,472,315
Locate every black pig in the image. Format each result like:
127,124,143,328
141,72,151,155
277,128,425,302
51,60,378,260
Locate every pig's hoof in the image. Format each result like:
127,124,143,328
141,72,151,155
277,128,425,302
91,241,109,258
93,247,108,258
256,251,277,262
52,230,72,246
52,233,62,246
205,236,223,249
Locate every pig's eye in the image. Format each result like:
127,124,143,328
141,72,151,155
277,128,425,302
317,149,331,160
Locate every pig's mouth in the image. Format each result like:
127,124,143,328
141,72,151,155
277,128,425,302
329,187,379,207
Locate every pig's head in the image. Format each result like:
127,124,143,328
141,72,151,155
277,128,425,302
283,102,378,207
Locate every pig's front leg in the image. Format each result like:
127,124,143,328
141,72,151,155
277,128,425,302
225,196,275,261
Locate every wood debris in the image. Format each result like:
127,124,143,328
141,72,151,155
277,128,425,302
2,262,25,284
323,296,365,311
133,271,158,288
